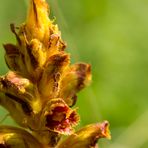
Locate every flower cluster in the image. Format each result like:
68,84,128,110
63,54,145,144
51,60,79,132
0,0,110,147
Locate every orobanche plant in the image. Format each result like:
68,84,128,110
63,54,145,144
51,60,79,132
0,0,111,147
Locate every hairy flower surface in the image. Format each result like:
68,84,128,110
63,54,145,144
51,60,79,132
0,0,111,147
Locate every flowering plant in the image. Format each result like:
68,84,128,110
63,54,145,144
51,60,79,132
0,0,110,147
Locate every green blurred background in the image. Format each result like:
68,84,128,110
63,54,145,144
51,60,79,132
0,0,148,147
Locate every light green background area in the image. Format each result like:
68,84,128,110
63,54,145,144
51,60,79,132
0,0,148,147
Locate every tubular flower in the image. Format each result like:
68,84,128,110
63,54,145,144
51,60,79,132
58,121,111,148
44,99,79,134
0,0,111,147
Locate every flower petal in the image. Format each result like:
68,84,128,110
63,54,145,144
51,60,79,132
58,121,111,148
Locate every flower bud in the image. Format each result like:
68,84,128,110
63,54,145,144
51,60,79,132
26,0,50,42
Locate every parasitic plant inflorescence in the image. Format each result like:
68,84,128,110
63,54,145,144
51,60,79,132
0,0,111,147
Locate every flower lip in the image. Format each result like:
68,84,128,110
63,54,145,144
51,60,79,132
45,99,79,134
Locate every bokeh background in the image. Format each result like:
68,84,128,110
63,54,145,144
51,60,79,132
0,0,148,147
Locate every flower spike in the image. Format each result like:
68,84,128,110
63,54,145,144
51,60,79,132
0,0,111,147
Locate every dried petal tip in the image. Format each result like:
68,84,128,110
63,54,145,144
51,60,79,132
58,121,111,148
100,120,111,139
